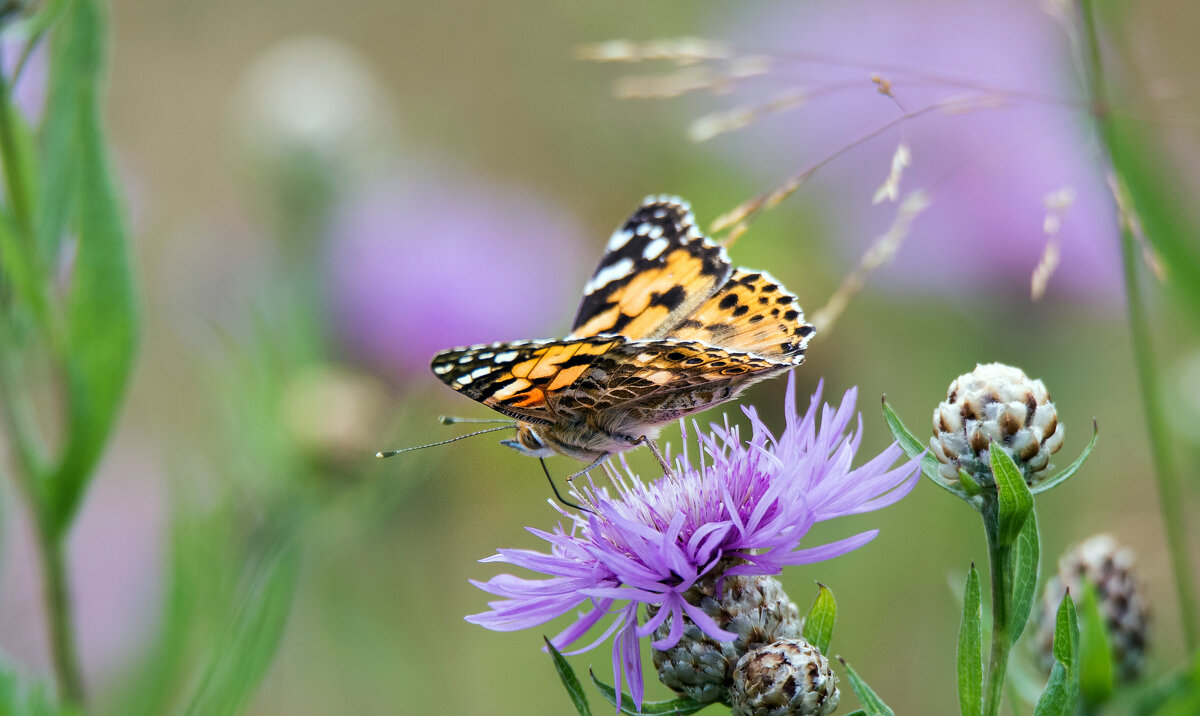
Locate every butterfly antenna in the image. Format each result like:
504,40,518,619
439,416,514,425
540,458,592,514
376,424,516,458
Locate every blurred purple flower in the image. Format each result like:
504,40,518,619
325,168,587,379
707,0,1121,299
467,375,920,709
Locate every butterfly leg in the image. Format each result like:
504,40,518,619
565,454,608,482
634,435,673,475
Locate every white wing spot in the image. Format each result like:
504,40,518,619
470,366,492,380
494,350,518,363
584,257,635,294
455,373,473,385
643,236,669,260
636,222,652,236
607,228,634,251
457,355,473,364
434,363,453,375
646,224,664,240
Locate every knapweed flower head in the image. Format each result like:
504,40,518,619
931,363,1064,487
467,375,920,709
1033,534,1149,683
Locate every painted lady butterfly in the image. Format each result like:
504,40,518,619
430,196,815,475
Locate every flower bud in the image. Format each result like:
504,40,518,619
651,574,802,704
1033,534,1149,682
729,638,839,716
931,363,1064,487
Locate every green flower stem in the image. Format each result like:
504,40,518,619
35,525,85,706
0,53,87,709
0,350,86,707
982,503,1014,716
1077,0,1199,652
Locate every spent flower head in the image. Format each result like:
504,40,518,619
467,375,920,709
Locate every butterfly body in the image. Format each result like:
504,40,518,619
430,196,815,470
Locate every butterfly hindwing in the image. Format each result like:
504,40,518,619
569,196,732,340
663,269,816,362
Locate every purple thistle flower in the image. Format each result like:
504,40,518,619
467,374,920,709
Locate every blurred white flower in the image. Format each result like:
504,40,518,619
231,35,397,176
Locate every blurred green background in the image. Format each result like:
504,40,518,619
3,0,1200,713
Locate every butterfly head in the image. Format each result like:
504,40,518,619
501,422,557,458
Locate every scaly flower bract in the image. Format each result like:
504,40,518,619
467,375,920,708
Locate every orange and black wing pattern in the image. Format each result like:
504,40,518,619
569,197,732,340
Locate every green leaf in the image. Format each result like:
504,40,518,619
1053,591,1079,673
1033,663,1071,716
991,448,1033,547
1031,421,1098,495
881,398,963,499
43,0,140,532
182,542,299,716
0,88,52,329
1034,591,1080,716
1009,508,1041,646
1078,584,1114,706
589,671,708,715
803,583,837,655
839,658,895,716
844,712,868,716
0,661,71,716
957,565,983,716
35,0,83,262
545,639,592,716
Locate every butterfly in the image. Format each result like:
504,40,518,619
430,196,815,476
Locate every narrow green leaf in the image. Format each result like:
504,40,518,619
1078,585,1114,706
1053,591,1079,673
991,448,1033,547
44,0,140,531
0,81,52,328
545,639,592,716
1033,663,1070,716
844,712,868,716
881,398,963,498
803,583,837,655
1009,508,1041,645
839,658,895,716
35,0,83,260
1034,590,1080,716
957,565,983,716
1031,421,1098,495
183,543,299,716
589,671,707,715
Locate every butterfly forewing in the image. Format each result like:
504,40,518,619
569,197,732,340
432,338,622,424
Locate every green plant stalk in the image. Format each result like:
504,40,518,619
982,503,1014,716
0,55,87,709
0,343,86,709
1077,0,1199,652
